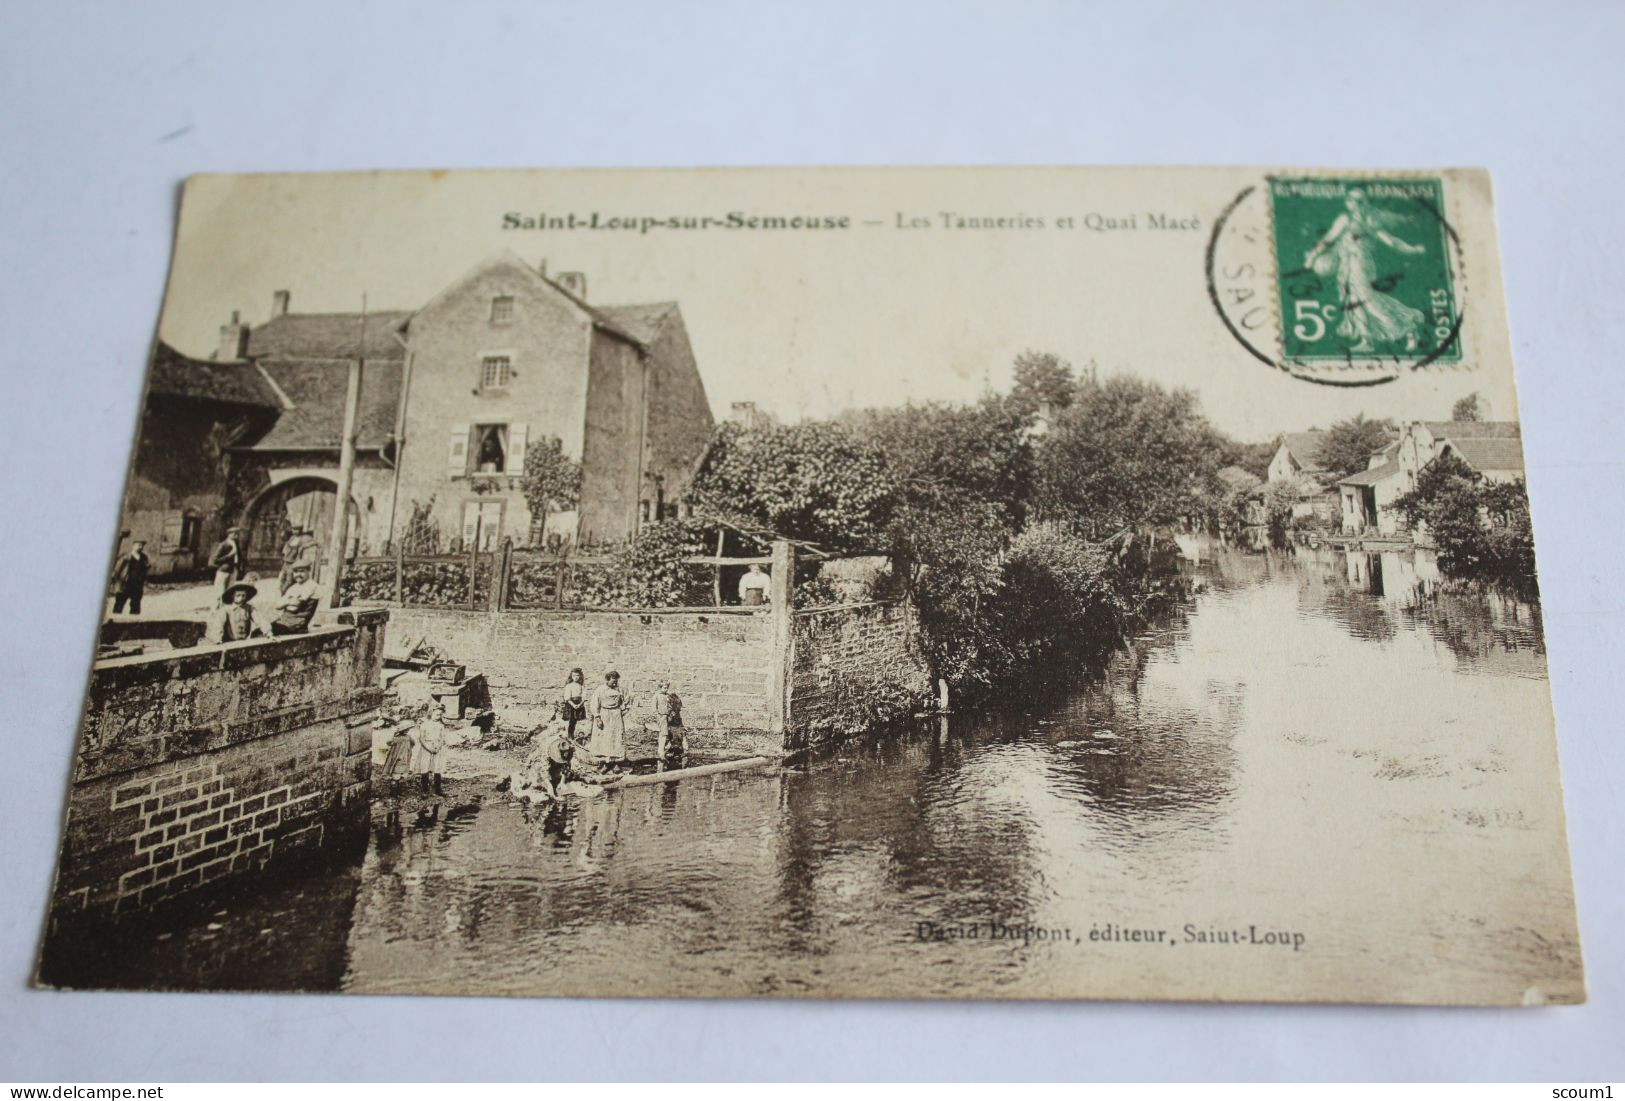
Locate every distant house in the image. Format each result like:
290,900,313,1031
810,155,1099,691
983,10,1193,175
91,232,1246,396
118,342,281,576
1267,431,1329,483
199,252,713,571
1262,432,1343,525
1337,420,1523,535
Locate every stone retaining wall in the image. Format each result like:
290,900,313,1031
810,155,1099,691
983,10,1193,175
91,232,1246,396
788,601,929,749
384,605,777,740
48,610,386,923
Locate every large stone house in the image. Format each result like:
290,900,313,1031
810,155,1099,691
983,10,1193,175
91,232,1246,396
1336,420,1523,535
121,253,714,576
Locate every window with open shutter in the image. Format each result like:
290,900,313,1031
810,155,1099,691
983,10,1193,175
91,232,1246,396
506,423,528,474
447,423,470,477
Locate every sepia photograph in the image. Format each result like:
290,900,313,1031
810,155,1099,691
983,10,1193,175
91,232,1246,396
31,167,1583,1005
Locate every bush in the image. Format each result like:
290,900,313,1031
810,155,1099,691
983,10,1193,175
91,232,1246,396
576,520,713,607
1394,454,1539,599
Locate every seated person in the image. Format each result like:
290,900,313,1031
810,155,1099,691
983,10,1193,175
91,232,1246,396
271,563,321,636
204,576,263,644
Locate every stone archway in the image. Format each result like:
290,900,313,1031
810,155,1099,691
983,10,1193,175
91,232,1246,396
240,476,360,578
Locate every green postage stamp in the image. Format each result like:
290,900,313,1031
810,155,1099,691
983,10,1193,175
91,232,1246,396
1269,177,1461,364
1207,173,1468,384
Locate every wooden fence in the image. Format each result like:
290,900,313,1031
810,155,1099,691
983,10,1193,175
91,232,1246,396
337,538,775,612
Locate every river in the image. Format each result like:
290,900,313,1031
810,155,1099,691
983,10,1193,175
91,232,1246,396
48,537,1584,1004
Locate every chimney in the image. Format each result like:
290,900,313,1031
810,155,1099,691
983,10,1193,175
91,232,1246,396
730,401,759,427
554,271,587,300
217,310,249,361
271,289,291,317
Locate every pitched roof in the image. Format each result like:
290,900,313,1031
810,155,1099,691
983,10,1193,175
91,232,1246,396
592,301,676,345
247,311,411,361
1423,420,1520,439
1442,436,1526,475
147,342,282,408
235,359,402,451
1279,431,1328,469
1339,459,1403,487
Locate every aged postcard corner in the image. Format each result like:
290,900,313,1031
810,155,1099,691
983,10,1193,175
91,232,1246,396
37,165,1582,1005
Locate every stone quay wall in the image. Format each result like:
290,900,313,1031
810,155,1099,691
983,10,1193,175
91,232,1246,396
384,605,778,741
380,592,928,752
49,610,387,923
788,600,930,749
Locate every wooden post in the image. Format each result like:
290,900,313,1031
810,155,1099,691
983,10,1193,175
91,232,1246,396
467,516,481,609
554,558,566,609
393,540,404,605
493,536,512,612
766,539,796,741
712,528,725,607
323,299,366,608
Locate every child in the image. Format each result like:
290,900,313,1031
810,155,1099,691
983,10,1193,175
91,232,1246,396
413,703,450,795
651,681,686,765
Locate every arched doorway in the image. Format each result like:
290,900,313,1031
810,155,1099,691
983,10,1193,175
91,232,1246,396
241,476,360,579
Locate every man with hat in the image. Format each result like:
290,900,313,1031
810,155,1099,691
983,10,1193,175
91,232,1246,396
205,573,263,644
271,562,321,636
109,539,151,615
209,525,245,601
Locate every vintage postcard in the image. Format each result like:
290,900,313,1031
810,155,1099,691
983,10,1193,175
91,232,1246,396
36,166,1582,1004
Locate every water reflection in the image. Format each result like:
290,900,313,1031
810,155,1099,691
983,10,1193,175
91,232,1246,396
61,534,1579,1003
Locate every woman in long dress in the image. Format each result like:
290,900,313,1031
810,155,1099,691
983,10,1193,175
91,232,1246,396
1303,187,1428,353
588,670,630,764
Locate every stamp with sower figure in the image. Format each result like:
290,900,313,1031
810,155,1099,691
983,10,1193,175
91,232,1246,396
1208,175,1466,386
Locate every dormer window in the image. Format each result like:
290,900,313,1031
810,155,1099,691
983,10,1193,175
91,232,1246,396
481,355,512,389
490,295,514,324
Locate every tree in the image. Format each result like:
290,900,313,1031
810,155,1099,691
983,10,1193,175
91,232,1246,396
1009,350,1077,418
1033,375,1223,538
847,395,1034,536
687,420,896,550
1452,392,1483,421
520,436,581,546
1317,413,1396,479
1393,452,1538,599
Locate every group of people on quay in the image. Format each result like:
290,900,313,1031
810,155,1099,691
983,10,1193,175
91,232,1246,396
376,669,686,804
105,524,324,641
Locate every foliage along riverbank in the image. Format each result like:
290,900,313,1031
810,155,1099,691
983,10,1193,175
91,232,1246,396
615,352,1230,703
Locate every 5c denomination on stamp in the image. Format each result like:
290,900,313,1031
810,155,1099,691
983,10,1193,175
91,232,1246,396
1208,175,1467,386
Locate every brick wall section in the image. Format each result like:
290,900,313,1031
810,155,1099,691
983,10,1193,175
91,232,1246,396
385,605,776,736
788,600,930,749
50,610,386,921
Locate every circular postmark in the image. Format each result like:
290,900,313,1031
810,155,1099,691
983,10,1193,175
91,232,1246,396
1206,175,1469,387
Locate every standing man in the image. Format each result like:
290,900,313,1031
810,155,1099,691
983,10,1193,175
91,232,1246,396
109,540,151,615
209,525,245,601
278,526,304,591
739,563,771,605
